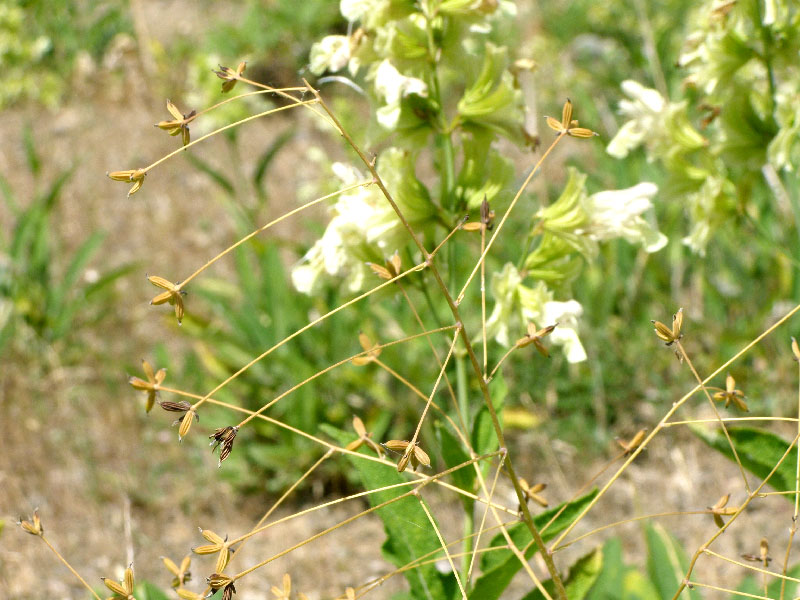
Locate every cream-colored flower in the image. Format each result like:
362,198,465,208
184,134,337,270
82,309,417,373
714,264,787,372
580,182,667,252
606,80,666,159
309,35,351,75
374,60,428,129
486,263,586,363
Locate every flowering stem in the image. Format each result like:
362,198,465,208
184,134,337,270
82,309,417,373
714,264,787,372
308,81,570,600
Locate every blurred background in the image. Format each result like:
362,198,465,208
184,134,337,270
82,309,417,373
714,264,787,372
2,0,800,598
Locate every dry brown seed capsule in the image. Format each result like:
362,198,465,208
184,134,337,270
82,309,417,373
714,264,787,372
155,99,197,147
107,168,147,198
713,373,748,412
271,573,292,599
148,275,186,324
207,572,234,590
18,509,43,536
102,564,135,599
213,61,247,93
177,589,204,600
177,409,198,441
210,426,239,466
162,554,192,588
652,308,683,346
129,359,167,413
351,332,381,366
383,440,430,472
519,478,549,507
516,322,557,357
617,429,647,455
159,400,193,413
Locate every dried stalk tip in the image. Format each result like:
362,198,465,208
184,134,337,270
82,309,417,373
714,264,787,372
516,322,557,357
18,509,43,536
519,478,549,507
209,426,239,466
651,307,683,346
148,275,186,324
712,373,748,412
352,332,381,366
213,61,247,93
617,428,647,455
129,359,167,413
382,440,431,472
102,564,135,598
107,168,147,197
544,99,599,139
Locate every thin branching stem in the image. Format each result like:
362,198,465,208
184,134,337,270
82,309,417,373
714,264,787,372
703,548,800,583
676,339,752,494
178,180,372,289
307,80,570,600
416,492,468,600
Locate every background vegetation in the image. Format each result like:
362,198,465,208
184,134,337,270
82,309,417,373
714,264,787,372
3,0,800,598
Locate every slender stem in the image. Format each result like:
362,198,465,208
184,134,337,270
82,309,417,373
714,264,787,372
457,134,564,304
177,180,371,289
39,535,102,600
684,581,770,599
781,357,800,600
308,82,569,599
416,492,468,600
551,301,800,551
143,100,317,174
676,340,752,494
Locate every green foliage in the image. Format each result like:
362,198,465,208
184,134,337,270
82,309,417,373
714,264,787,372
0,129,132,358
522,548,602,600
0,0,132,108
692,426,797,497
737,562,800,598
469,489,599,600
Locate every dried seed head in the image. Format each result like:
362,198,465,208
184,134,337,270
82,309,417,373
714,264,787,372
107,168,147,197
516,322,557,357
18,509,43,536
155,100,197,147
102,564,135,598
617,429,647,455
129,359,167,413
213,61,247,93
177,589,204,600
544,99,599,139
652,308,683,346
162,554,192,588
712,373,748,411
210,426,239,467
383,440,430,472
352,332,381,366
207,572,235,590
160,400,193,413
177,409,198,441
519,478,548,507
148,275,186,324
271,573,292,599
792,337,800,361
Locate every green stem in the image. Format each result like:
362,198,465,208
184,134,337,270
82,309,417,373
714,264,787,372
456,354,473,583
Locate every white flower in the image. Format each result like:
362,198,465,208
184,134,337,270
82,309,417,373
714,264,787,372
606,81,666,159
374,60,428,129
580,182,667,252
309,35,351,75
340,0,378,22
485,263,587,363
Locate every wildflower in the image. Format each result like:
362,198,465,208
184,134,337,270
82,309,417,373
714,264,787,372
374,60,428,129
519,478,548,508
162,555,192,588
713,374,748,412
213,61,246,93
209,426,239,467
128,359,167,413
486,263,587,363
148,275,185,324
580,183,667,252
18,509,43,536
194,529,231,573
345,416,384,457
515,322,556,358
545,98,598,139
351,332,381,366
309,35,351,75
708,493,738,528
652,308,683,346
617,429,647,455
382,439,431,473
155,100,196,147
107,168,147,198
101,564,135,600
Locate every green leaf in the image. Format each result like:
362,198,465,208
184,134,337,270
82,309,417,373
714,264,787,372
326,426,457,600
521,548,603,600
692,426,796,497
436,421,475,508
471,374,507,458
133,581,171,600
23,124,41,176
253,127,295,201
620,569,661,600
585,537,625,600
644,523,701,600
469,488,599,600
183,152,235,196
